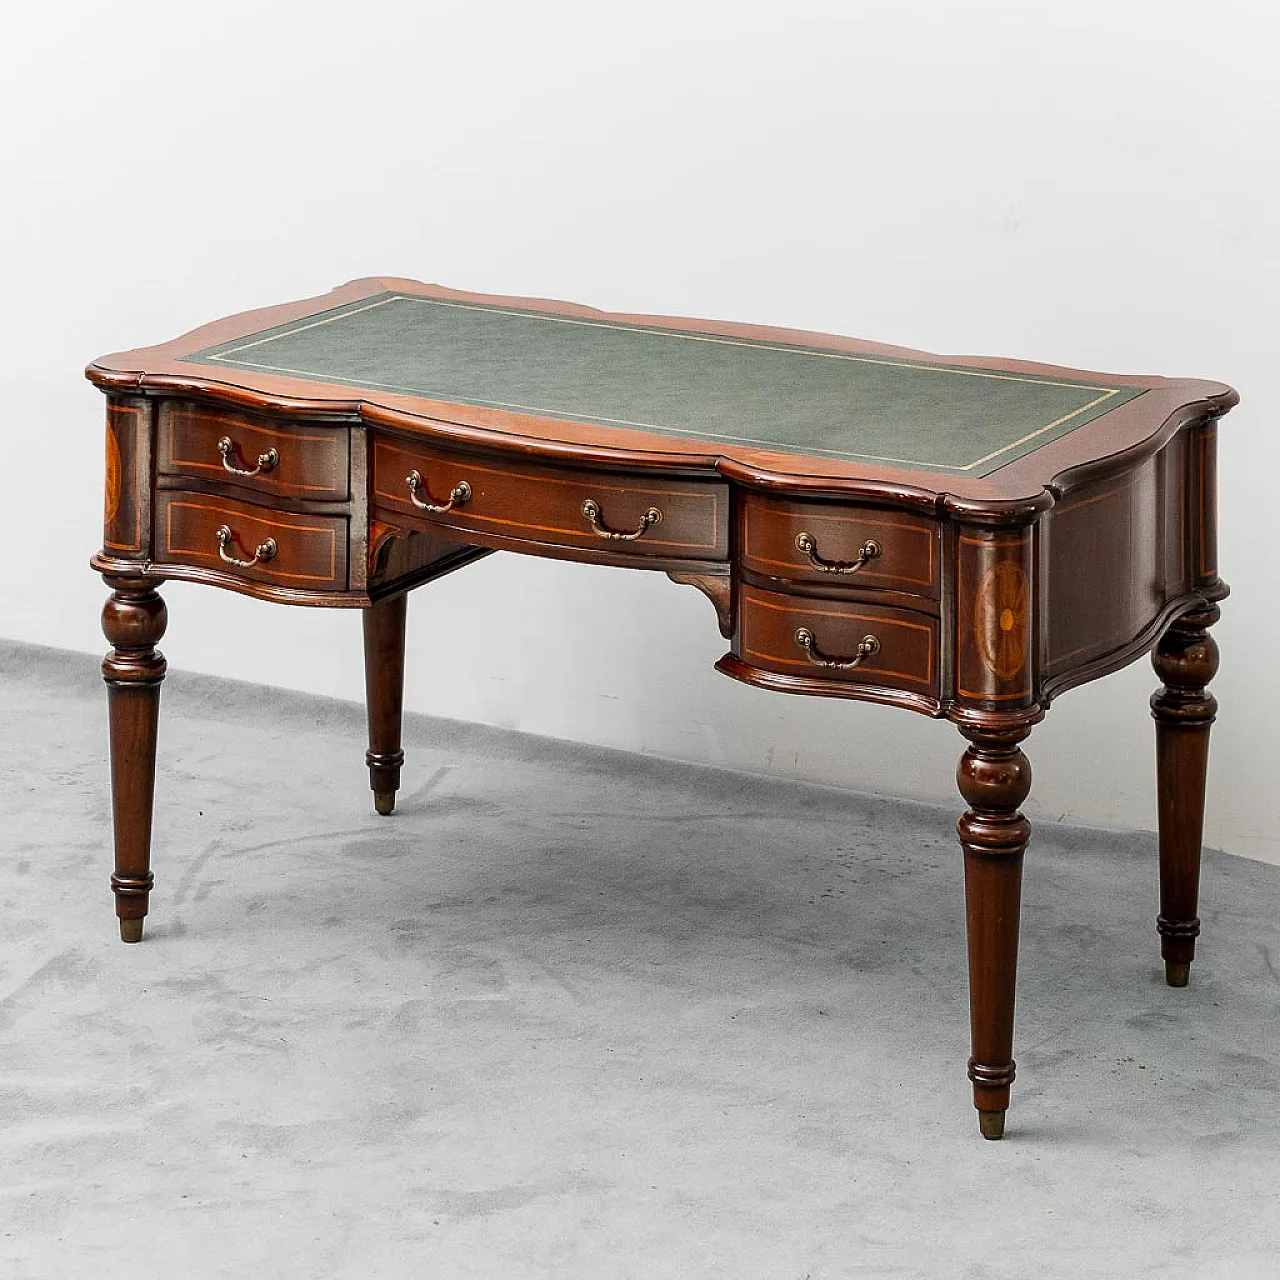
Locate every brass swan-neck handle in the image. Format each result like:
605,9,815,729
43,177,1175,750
794,628,880,671
795,532,881,575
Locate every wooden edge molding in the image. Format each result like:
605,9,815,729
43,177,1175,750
714,654,943,718
84,276,1239,517
85,376,1225,521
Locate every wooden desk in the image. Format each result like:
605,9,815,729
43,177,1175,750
88,279,1235,1139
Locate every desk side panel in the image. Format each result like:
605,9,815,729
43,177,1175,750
102,396,153,561
1042,428,1204,697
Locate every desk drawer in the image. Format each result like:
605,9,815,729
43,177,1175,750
159,404,350,501
742,494,939,597
738,584,938,695
372,436,727,560
156,491,348,590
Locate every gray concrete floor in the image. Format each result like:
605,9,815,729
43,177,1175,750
1,639,1278,1279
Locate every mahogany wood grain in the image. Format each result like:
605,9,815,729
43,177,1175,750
368,525,493,592
154,491,348,592
740,493,939,600
86,278,1239,1141
159,402,350,501
104,398,151,559
364,594,408,816
957,724,1032,1139
666,569,733,638
87,277,1237,510
956,527,1036,710
1151,599,1222,986
736,584,938,698
370,433,728,563
101,576,167,942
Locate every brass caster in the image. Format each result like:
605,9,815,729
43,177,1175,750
1165,960,1191,988
978,1109,1006,1140
119,918,144,943
373,790,396,816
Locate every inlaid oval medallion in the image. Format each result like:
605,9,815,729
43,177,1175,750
104,425,122,525
974,560,1028,680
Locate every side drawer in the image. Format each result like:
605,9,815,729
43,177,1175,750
737,584,939,696
741,493,939,598
155,491,348,591
159,403,350,501
371,435,728,561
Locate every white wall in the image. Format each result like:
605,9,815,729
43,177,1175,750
3,1,1277,862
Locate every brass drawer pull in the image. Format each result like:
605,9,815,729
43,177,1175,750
218,436,279,478
216,524,277,568
795,532,881,575
406,471,471,513
581,499,662,541
794,627,880,670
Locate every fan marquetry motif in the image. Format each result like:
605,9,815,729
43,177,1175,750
974,561,1029,680
104,425,121,525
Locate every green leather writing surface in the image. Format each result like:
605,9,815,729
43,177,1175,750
185,293,1147,475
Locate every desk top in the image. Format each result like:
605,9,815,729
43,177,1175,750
88,278,1235,504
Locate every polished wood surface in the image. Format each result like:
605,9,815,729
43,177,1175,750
363,593,408,817
87,279,1236,1139
1151,599,1223,986
737,584,939,702
371,433,729,564
100,576,168,943
155,491,349,592
957,724,1032,1141
159,402,351,501
740,493,940,600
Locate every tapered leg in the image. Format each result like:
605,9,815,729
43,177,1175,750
1151,602,1220,987
101,576,168,942
957,725,1032,1140
363,593,408,816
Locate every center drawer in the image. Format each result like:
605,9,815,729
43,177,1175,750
371,436,728,561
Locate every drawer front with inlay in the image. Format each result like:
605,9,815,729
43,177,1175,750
371,436,728,561
156,491,348,591
737,584,939,695
741,494,939,598
159,403,350,501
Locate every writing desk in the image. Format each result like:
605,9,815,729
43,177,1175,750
88,278,1235,1139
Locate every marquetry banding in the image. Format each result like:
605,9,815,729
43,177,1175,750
163,409,349,497
739,587,936,690
163,500,340,584
742,506,937,588
372,441,724,553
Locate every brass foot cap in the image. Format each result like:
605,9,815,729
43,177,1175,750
373,791,396,816
1165,960,1191,988
119,918,144,944
978,1110,1006,1140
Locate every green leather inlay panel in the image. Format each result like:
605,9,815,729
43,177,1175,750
184,293,1148,475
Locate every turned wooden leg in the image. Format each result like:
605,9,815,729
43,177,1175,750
101,576,168,943
957,725,1032,1140
1151,601,1220,988
363,593,408,816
